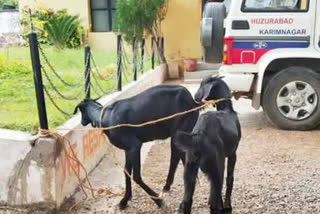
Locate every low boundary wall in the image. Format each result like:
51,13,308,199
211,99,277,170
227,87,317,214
0,64,167,207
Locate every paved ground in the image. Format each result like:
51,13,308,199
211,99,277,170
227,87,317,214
61,82,320,214
5,82,320,213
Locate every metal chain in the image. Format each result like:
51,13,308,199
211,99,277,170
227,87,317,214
42,66,84,101
121,41,134,82
91,68,116,95
121,50,131,83
122,44,132,66
39,44,86,87
43,86,74,116
155,37,161,64
43,71,92,117
91,80,116,99
90,83,104,98
91,70,116,82
90,53,117,81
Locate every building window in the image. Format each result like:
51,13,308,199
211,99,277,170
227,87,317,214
90,0,116,32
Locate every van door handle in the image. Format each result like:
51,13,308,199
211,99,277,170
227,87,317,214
232,20,250,30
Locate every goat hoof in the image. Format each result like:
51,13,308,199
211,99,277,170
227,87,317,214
119,199,128,210
210,209,219,214
162,185,171,192
222,207,232,213
179,202,184,212
179,202,192,214
154,198,163,208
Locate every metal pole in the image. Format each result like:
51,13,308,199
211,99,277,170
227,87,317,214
132,37,137,81
151,37,155,69
160,37,164,63
84,45,91,99
156,37,160,64
117,35,122,91
140,38,145,74
29,32,48,130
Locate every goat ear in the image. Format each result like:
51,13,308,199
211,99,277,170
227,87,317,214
203,82,215,100
218,76,225,79
173,131,196,152
73,105,79,115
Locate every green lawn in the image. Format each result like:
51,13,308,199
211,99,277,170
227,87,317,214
0,45,152,132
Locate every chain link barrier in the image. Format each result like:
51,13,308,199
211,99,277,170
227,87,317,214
39,44,86,87
42,64,92,116
36,33,164,120
42,66,84,101
90,53,117,81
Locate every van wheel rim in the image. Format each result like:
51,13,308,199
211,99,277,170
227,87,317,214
276,81,317,121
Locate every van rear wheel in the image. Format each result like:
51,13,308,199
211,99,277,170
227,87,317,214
262,67,320,130
201,3,225,63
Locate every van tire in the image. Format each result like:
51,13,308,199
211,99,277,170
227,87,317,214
201,3,226,63
262,67,320,130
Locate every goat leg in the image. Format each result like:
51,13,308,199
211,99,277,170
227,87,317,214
119,152,133,210
209,156,225,214
130,149,163,207
163,142,182,192
224,154,237,213
179,161,199,214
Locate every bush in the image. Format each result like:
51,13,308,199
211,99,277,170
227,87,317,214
45,15,82,49
20,5,84,48
0,0,18,10
0,55,31,79
114,0,167,42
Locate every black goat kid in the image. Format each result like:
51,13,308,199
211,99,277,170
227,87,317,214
175,77,241,214
74,85,201,209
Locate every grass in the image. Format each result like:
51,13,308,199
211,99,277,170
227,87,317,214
0,45,153,132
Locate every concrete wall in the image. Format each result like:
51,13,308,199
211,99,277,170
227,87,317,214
161,0,202,63
0,65,167,207
0,11,23,47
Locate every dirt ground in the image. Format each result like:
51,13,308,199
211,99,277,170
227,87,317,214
4,83,320,214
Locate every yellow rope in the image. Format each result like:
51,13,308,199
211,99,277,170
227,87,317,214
45,98,225,133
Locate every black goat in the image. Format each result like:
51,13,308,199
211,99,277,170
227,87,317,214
74,85,204,209
174,76,241,214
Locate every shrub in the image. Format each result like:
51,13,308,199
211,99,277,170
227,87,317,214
0,0,18,10
45,15,81,49
0,55,31,79
20,6,84,48
114,0,167,42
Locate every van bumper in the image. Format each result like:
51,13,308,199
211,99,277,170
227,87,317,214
219,66,255,92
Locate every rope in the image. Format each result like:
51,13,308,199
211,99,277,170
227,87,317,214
95,98,225,132
38,98,225,210
39,129,125,212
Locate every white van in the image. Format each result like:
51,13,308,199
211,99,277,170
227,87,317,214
201,0,320,130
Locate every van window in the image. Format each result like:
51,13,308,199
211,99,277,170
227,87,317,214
242,0,309,12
